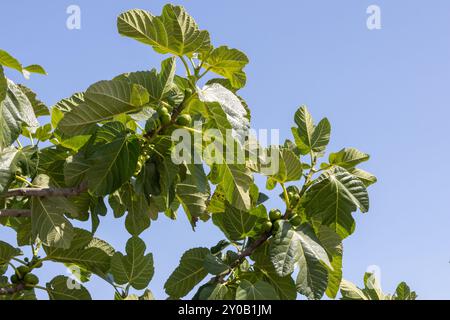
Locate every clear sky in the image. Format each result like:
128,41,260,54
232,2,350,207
1,0,450,299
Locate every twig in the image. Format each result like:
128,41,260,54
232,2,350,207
0,283,25,295
213,232,271,283
231,233,270,268
0,209,31,217
143,93,194,141
1,183,88,198
179,56,192,77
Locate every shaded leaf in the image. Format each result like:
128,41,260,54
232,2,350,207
303,167,369,238
120,184,151,236
0,80,38,149
203,253,229,275
270,147,302,183
394,282,417,300
213,203,264,241
110,236,154,290
176,164,210,227
58,80,149,135
31,196,74,249
236,279,279,300
0,241,22,264
85,122,140,195
44,228,112,278
253,243,297,300
164,247,209,298
269,221,331,279
318,226,343,299
46,276,91,300
17,84,49,117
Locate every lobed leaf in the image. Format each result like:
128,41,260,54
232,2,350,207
164,247,209,298
117,5,211,56
58,80,149,136
303,167,369,239
110,236,154,290
0,80,39,149
85,122,140,196
236,279,279,300
269,221,331,285
46,276,91,300
201,46,249,89
293,106,330,155
0,241,22,265
31,196,74,249
329,148,370,169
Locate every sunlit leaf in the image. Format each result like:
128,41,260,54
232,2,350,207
117,5,211,56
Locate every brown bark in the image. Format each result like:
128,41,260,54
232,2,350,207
0,209,31,217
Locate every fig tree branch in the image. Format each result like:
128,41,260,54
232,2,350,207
232,232,271,268
0,183,88,198
0,209,31,217
0,283,25,295
213,232,271,283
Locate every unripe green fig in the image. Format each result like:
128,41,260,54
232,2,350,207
262,221,273,232
273,221,281,232
290,193,300,206
157,106,169,116
269,209,282,222
10,274,19,284
290,214,302,227
160,113,172,125
176,114,192,126
16,266,30,278
24,273,39,286
33,261,43,269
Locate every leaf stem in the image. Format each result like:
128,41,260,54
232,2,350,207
179,56,192,77
11,257,27,265
135,122,144,132
8,262,17,271
28,131,35,147
197,68,210,81
125,284,131,297
173,124,202,134
15,175,34,187
34,285,49,293
281,183,291,209
298,152,318,199
188,57,197,72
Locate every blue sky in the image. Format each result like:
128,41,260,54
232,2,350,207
1,0,450,299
